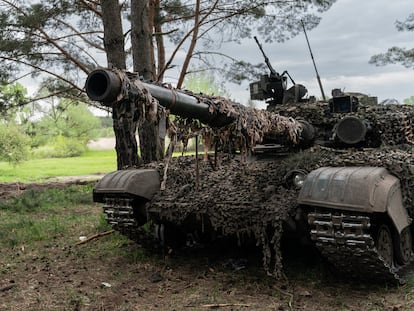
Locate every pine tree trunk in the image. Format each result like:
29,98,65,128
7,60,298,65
101,0,140,169
131,0,164,163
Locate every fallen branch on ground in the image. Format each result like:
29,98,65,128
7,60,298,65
1,284,16,292
201,303,250,308
75,230,115,246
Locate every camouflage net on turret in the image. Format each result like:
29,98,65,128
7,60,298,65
176,90,304,151
275,102,414,145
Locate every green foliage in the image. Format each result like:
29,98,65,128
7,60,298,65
0,83,28,121
31,100,100,157
370,13,414,69
0,1,93,84
403,96,414,105
0,123,30,165
183,72,228,96
0,1,336,95
47,135,87,158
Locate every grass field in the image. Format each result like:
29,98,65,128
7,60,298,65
0,150,117,183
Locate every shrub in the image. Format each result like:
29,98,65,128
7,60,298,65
31,136,87,158
51,135,86,157
0,123,30,165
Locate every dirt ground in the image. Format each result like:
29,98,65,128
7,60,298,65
1,181,414,311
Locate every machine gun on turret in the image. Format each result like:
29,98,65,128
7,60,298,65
249,37,308,106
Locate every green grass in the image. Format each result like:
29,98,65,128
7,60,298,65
0,184,95,212
0,149,200,183
0,185,97,246
0,150,117,182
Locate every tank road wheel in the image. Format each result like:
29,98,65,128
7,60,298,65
395,226,413,266
375,224,394,268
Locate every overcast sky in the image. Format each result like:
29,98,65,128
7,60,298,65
220,0,414,106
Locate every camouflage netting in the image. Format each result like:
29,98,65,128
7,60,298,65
275,102,414,145
144,146,414,278
141,93,414,278
110,70,414,278
145,156,299,278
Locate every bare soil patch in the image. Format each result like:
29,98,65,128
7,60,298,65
0,175,103,199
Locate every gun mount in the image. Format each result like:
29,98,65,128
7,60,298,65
249,36,308,106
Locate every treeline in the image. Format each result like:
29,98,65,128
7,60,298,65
0,83,112,165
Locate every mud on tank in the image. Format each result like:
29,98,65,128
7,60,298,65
86,68,414,284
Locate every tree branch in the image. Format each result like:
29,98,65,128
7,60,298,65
157,0,219,82
0,56,84,92
2,0,91,74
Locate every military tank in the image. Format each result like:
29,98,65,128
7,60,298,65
85,64,414,283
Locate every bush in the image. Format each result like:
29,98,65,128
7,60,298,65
0,124,30,165
51,135,86,157
32,135,87,158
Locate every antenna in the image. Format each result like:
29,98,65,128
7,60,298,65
301,20,326,101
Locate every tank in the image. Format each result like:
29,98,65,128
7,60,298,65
86,67,414,284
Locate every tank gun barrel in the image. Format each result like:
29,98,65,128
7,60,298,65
85,68,315,148
84,68,254,129
85,68,234,127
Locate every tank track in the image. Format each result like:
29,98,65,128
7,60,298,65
308,210,408,284
103,197,144,241
102,197,410,283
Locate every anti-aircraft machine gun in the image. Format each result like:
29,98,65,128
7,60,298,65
249,36,308,106
250,37,380,149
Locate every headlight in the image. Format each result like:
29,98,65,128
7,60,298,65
284,169,308,189
292,172,306,188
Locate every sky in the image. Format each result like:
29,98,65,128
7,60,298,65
218,0,414,106
21,0,413,109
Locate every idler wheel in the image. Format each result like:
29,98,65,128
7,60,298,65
375,224,394,268
394,226,413,265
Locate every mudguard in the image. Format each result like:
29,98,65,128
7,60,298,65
93,169,160,203
298,166,412,233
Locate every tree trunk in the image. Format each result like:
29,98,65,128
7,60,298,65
131,0,153,80
100,0,126,70
153,0,166,82
112,103,140,170
131,0,164,163
101,0,140,169
176,0,201,89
